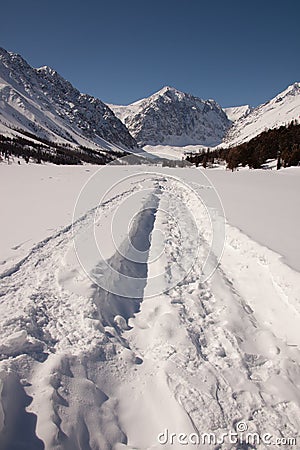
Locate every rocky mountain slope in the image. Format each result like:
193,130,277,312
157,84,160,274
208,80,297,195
110,84,300,151
109,86,231,147
224,82,300,146
0,47,137,154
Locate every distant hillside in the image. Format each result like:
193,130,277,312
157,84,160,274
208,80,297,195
0,132,128,165
224,83,300,147
186,121,300,170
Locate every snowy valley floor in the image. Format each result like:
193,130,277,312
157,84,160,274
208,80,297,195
0,163,300,450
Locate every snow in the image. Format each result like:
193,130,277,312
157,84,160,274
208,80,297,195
143,144,203,160
110,83,300,151
0,164,99,274
223,104,252,122
0,47,137,152
2,46,299,161
224,82,300,147
206,167,300,272
107,103,142,124
0,161,300,449
108,86,230,147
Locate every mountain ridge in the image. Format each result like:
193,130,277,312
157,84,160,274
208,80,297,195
223,105,252,122
109,86,231,147
1,47,300,157
109,82,300,149
0,47,137,154
223,82,300,147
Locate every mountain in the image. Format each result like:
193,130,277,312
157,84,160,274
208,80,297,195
223,105,252,122
224,83,300,146
0,47,137,156
2,46,299,159
109,86,231,147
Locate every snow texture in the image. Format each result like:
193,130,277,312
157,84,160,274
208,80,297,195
0,163,299,449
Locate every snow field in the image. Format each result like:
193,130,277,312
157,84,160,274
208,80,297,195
0,163,299,449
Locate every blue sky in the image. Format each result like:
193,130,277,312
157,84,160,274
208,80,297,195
1,0,299,107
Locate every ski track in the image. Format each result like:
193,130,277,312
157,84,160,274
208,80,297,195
0,176,300,450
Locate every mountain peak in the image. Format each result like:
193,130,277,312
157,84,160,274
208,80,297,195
0,46,137,150
145,86,190,105
155,85,185,98
279,81,300,97
224,82,300,147
158,85,178,94
110,86,230,147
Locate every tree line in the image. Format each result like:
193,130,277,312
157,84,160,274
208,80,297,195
186,121,300,170
0,131,127,165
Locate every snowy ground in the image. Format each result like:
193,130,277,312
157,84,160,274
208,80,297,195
207,167,300,273
0,162,299,450
143,145,202,160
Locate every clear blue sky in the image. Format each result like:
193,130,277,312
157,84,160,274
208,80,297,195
1,0,299,107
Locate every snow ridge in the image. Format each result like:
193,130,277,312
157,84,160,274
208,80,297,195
224,82,300,146
223,104,252,122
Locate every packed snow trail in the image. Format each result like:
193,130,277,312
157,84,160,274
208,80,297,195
0,169,299,450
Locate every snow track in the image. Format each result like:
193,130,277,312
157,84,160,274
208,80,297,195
0,171,300,450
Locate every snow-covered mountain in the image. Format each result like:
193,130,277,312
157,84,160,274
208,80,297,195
2,46,299,156
224,82,300,146
109,86,231,147
0,47,137,152
223,104,252,122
